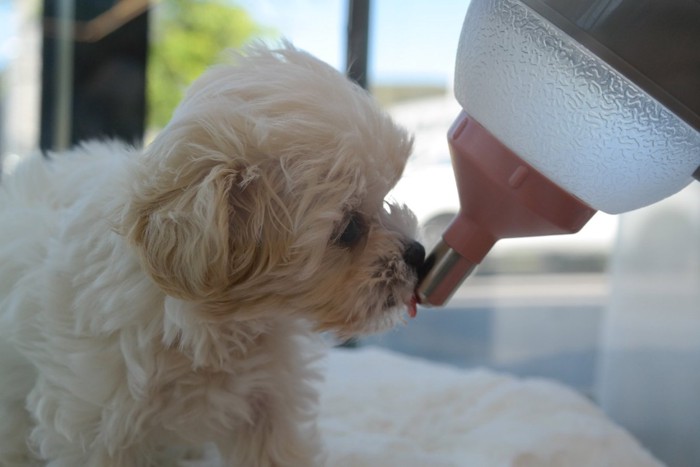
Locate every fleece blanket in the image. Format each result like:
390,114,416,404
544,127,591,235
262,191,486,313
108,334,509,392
319,347,662,467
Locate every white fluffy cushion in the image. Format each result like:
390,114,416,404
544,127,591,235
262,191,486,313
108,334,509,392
319,347,662,467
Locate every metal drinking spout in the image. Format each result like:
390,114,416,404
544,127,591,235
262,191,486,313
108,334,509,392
417,240,477,306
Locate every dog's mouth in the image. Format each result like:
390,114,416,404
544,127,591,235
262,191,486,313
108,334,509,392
384,293,419,319
406,294,418,318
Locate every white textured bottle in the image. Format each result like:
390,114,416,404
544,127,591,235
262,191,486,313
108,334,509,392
454,0,700,214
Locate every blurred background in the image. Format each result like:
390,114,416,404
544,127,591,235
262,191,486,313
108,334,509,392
0,1,698,465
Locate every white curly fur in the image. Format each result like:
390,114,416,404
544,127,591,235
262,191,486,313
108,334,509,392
0,43,421,466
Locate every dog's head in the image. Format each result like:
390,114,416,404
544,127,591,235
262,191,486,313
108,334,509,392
121,43,424,337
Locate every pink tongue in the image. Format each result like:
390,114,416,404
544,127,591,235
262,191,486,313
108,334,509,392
407,295,418,318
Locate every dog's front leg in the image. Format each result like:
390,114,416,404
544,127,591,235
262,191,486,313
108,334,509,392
216,391,323,467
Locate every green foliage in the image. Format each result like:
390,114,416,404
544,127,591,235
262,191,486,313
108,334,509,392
147,0,266,129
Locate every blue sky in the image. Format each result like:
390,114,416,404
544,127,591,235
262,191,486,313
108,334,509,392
0,0,16,70
238,0,471,85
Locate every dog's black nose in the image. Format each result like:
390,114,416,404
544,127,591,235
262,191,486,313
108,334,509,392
403,241,426,273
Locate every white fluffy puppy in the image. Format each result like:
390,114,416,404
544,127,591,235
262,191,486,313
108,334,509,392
0,43,424,466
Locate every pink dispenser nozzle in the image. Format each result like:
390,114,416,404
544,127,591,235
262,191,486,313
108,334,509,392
416,112,597,307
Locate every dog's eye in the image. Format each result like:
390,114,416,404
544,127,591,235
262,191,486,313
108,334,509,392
336,212,366,248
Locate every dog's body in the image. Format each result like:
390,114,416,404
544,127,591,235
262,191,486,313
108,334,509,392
0,45,423,466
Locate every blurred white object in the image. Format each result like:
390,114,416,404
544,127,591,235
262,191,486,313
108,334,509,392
388,95,461,242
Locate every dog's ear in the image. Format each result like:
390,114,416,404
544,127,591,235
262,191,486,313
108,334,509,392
120,159,284,301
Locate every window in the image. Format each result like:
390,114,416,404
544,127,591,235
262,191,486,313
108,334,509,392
1,2,699,465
